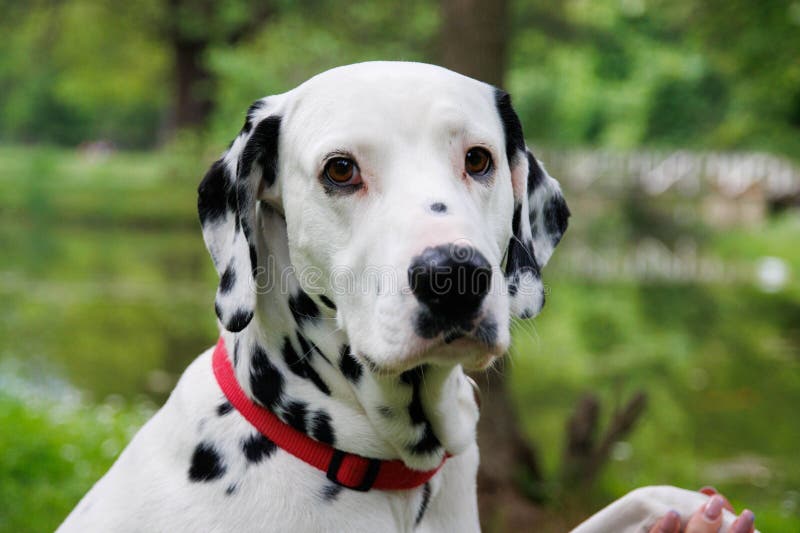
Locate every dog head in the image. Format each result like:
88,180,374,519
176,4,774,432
198,62,568,374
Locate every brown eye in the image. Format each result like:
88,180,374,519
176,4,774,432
465,148,492,176
324,157,361,185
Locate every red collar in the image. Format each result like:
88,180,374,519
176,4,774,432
212,338,447,491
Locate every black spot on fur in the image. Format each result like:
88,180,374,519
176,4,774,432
217,401,233,416
338,345,362,384
415,482,432,526
296,332,311,352
288,290,320,326
219,263,236,294
188,442,226,482
543,194,570,246
430,202,447,213
401,366,442,455
410,426,442,455
321,483,343,502
310,410,335,445
238,189,252,235
242,433,277,464
197,159,235,226
281,337,331,395
233,338,240,367
284,400,308,433
526,151,546,192
225,308,253,333
248,243,258,276
505,204,541,279
225,483,238,495
241,99,266,134
507,280,518,297
401,367,428,425
319,294,337,310
240,115,281,188
495,89,525,167
214,301,223,321
250,345,284,410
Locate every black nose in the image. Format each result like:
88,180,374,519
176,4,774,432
408,244,492,317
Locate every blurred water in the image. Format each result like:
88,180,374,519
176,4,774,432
0,222,218,403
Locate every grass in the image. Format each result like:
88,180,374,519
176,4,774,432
0,370,153,532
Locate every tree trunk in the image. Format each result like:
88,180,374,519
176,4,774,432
438,0,540,529
439,0,509,86
171,37,214,132
472,368,546,530
160,0,273,138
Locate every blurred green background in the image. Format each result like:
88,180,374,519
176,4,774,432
1,1,799,531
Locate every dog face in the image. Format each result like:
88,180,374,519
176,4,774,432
199,62,568,374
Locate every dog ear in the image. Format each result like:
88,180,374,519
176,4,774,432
197,98,282,332
495,89,570,319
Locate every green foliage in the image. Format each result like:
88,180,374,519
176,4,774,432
506,0,800,155
644,71,728,145
0,1,168,146
507,210,800,528
206,0,437,144
0,384,152,532
2,1,798,157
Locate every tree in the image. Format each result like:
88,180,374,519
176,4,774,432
438,1,545,527
438,2,648,530
438,0,508,87
161,0,273,134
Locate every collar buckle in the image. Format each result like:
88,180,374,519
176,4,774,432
326,449,382,492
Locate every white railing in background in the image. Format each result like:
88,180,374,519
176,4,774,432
540,149,800,199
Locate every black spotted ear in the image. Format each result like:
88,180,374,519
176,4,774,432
197,98,282,332
495,89,570,319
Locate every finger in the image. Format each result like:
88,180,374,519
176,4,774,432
685,494,725,533
729,509,756,533
722,497,735,514
647,510,681,533
698,487,734,513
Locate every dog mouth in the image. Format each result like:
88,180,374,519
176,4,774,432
414,305,501,348
359,313,505,376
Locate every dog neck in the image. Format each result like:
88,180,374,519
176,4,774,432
221,212,479,471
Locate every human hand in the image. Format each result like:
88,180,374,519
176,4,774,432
648,487,755,533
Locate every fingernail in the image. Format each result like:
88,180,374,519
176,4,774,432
704,495,724,521
699,485,717,495
731,510,756,533
660,510,680,532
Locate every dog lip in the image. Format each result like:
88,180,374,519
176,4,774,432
357,333,505,377
443,329,466,344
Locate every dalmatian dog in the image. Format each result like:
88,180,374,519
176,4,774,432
59,62,757,533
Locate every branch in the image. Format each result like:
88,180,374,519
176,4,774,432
562,390,648,488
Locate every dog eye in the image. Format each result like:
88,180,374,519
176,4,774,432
324,157,361,186
465,148,492,177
